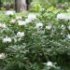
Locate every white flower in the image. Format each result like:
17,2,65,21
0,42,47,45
16,16,22,20
67,34,70,39
0,53,6,59
10,19,16,23
2,37,12,43
57,13,66,20
68,26,70,30
27,13,37,22
36,22,43,28
18,20,27,26
46,61,53,67
25,13,37,24
46,25,52,30
17,32,25,37
0,23,7,28
28,13,36,20
25,18,32,23
61,25,65,30
5,10,15,15
57,13,70,21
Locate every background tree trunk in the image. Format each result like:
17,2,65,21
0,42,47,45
15,0,27,12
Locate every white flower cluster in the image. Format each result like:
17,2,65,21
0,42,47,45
44,61,56,68
17,32,25,38
18,20,27,26
67,34,70,39
57,13,70,21
10,19,16,24
16,16,22,20
25,13,37,23
5,10,15,15
0,53,6,59
10,16,22,24
27,13,37,21
2,31,25,43
46,61,53,67
68,26,70,30
0,23,7,28
46,25,52,30
13,32,25,42
61,25,65,30
36,22,43,28
2,36,12,43
17,13,37,26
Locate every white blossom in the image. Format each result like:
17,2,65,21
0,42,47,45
25,18,32,23
18,20,27,26
5,10,15,15
0,53,6,59
57,13,70,21
28,13,37,21
46,25,52,30
67,34,70,39
68,26,70,30
2,36,12,43
24,13,37,24
46,61,53,67
25,13,37,24
36,22,43,28
61,25,65,30
17,32,25,37
10,19,16,23
57,13,65,20
16,16,22,20
0,23,7,28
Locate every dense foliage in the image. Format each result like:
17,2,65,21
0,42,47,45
0,7,70,70
0,0,70,70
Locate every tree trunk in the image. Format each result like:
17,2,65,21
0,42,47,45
15,0,27,12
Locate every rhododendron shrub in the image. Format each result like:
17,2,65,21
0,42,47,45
0,10,70,70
